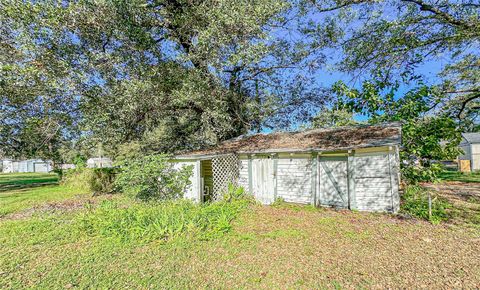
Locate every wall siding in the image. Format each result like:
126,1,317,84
472,144,480,171
238,158,249,190
276,157,312,204
353,151,396,212
173,161,200,202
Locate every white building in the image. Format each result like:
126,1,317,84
172,123,402,213
1,159,52,173
86,157,113,168
459,133,480,171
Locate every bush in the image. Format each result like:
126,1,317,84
115,154,193,201
400,185,452,224
77,199,249,243
62,168,117,195
222,183,249,202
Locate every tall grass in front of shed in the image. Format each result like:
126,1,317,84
77,198,250,243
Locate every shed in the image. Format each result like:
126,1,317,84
173,123,402,213
1,159,52,173
87,157,113,168
459,133,480,171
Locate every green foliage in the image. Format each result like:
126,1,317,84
222,184,249,202
90,168,117,195
2,0,320,159
62,168,116,195
115,155,193,201
401,185,452,224
401,163,444,184
334,81,463,183
77,199,249,243
303,0,480,123
72,155,88,169
311,108,359,128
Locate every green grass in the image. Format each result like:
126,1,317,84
0,185,87,217
1,175,480,288
0,173,59,187
438,170,480,183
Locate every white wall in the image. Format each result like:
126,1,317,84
458,144,471,160
472,144,480,171
172,160,200,202
353,150,398,212
2,160,13,173
276,155,312,204
175,147,401,213
238,157,249,190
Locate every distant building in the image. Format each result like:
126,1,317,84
459,133,480,171
59,163,76,170
86,157,113,168
1,159,52,173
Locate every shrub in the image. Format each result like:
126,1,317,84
400,185,452,224
77,199,249,243
115,154,193,201
62,168,117,195
222,183,249,202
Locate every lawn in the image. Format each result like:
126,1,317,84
438,170,480,183
0,173,86,218
1,174,480,288
0,173,59,187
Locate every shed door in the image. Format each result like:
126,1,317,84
34,163,48,173
318,157,349,208
252,157,275,204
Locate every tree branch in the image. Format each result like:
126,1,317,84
401,0,474,30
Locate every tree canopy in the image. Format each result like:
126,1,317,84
0,0,478,169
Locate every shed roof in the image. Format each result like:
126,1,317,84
178,123,402,157
462,133,480,144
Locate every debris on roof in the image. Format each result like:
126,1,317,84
178,123,402,157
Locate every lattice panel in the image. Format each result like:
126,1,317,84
212,154,240,201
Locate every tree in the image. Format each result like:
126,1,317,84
311,108,358,128
333,80,463,181
302,0,479,125
1,0,326,158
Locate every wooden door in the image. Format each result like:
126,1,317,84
252,157,275,204
318,157,349,208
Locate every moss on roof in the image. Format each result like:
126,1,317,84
178,123,402,157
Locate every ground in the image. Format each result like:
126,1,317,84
1,172,480,289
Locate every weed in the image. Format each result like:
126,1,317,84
77,199,249,243
400,185,452,224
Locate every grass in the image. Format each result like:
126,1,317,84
1,173,480,288
400,185,452,224
438,170,480,183
0,185,87,217
0,172,58,187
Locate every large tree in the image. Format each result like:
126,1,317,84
302,0,479,126
1,0,323,160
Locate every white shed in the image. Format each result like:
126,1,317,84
87,157,113,168
1,159,52,173
458,133,480,171
1,160,14,173
173,123,402,213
